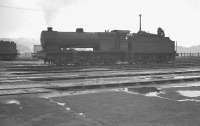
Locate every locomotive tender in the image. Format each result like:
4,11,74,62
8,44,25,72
0,40,18,60
40,27,175,65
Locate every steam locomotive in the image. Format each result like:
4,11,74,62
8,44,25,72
0,40,18,60
40,27,176,65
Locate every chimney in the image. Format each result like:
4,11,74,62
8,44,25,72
47,27,53,31
76,28,84,33
139,14,142,31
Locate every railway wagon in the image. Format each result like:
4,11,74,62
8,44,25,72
40,27,175,65
0,41,18,60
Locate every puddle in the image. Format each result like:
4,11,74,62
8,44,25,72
66,107,71,111
186,82,200,87
78,112,86,117
174,76,186,79
144,92,169,100
127,87,160,94
174,75,200,79
56,102,66,106
145,92,160,97
177,99,200,102
118,88,139,95
79,113,84,116
156,81,200,90
4,99,21,105
120,87,170,100
177,90,200,97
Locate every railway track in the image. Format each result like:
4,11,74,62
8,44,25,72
1,71,200,96
1,67,200,82
1,61,200,96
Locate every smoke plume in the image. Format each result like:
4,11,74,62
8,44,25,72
38,0,78,26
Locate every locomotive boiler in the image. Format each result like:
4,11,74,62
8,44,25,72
40,27,176,65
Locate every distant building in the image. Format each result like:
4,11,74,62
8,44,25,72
19,52,32,58
32,45,42,59
33,45,42,53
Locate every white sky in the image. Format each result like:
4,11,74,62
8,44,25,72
0,0,200,47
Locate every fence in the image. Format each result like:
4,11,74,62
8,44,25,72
178,53,200,57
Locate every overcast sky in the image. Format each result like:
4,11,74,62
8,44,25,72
0,0,199,47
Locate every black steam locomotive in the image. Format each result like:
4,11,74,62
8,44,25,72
0,40,18,60
40,27,175,65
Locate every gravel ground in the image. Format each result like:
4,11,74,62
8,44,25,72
0,94,104,126
1,88,200,126
49,90,200,126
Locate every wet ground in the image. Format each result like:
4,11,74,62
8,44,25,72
1,60,200,125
